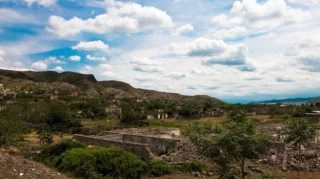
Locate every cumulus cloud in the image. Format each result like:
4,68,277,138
276,76,294,82
44,56,66,64
190,68,208,75
230,0,311,29
31,61,47,70
102,71,116,77
14,62,22,66
46,0,173,37
135,74,156,81
69,55,81,61
99,64,112,70
172,24,194,36
212,14,243,27
86,55,107,61
170,37,249,66
288,0,318,6
52,66,64,71
24,0,57,7
133,66,164,73
285,36,320,72
0,48,6,56
212,26,247,39
85,65,93,70
72,40,109,52
130,57,161,66
166,71,188,79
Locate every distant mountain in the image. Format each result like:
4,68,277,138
0,69,224,103
249,97,320,104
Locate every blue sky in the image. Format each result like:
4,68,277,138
1,0,320,103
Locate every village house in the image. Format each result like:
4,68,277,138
0,105,6,111
175,105,182,111
205,108,224,117
154,109,168,119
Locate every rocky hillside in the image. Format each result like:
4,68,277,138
0,69,224,103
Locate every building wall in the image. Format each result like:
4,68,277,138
73,134,152,160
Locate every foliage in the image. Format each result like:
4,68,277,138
34,139,87,167
55,146,147,179
177,161,204,173
281,118,318,178
185,112,268,179
147,160,173,176
0,116,29,149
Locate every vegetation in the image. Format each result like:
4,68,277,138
185,112,269,179
281,118,318,178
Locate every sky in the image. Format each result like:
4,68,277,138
0,0,320,103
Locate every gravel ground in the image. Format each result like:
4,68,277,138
0,151,71,179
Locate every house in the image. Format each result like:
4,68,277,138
105,105,122,115
276,105,296,114
175,105,182,111
205,108,224,117
154,109,168,119
0,105,6,111
251,106,270,115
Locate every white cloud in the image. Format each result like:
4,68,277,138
52,66,64,71
129,57,161,66
231,0,312,29
31,61,47,70
100,64,112,70
85,65,93,70
212,26,247,39
288,0,318,6
86,55,107,61
166,71,188,79
133,66,164,73
0,49,6,56
169,37,249,66
24,0,57,7
102,71,116,77
173,24,194,36
276,76,294,82
69,55,81,61
72,40,109,52
212,14,243,27
190,68,208,75
44,56,66,64
0,57,3,61
14,62,22,66
46,1,173,37
135,74,156,81
285,36,320,72
0,8,38,24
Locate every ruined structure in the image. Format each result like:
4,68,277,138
73,128,181,159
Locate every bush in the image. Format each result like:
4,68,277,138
148,160,173,176
178,161,204,173
253,172,283,179
34,139,86,167
55,146,147,179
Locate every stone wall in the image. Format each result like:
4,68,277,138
72,134,152,160
101,131,180,155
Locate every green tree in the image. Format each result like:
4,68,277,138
0,116,28,149
185,112,268,179
281,118,318,178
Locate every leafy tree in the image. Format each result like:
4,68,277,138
185,112,268,179
0,116,29,149
281,118,318,178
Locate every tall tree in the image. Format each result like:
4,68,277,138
281,118,318,179
185,112,269,179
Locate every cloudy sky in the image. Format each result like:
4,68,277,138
0,0,320,103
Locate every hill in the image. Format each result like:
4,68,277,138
0,69,224,103
249,97,320,104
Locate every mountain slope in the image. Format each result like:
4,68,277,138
0,69,224,103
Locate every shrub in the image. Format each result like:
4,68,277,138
148,160,173,176
178,161,204,173
34,139,86,167
55,146,147,179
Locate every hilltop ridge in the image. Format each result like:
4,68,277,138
0,69,224,103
